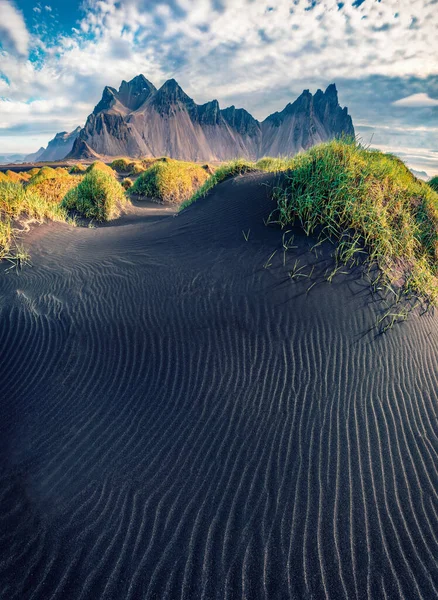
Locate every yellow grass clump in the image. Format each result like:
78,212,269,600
29,166,61,184
0,181,66,260
273,139,438,304
29,174,84,204
5,170,27,183
122,177,133,190
85,161,116,177
62,169,126,221
69,163,86,174
131,160,210,204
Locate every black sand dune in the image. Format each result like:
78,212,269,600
0,174,437,599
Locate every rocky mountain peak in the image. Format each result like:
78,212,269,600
221,105,261,137
118,75,156,110
324,83,338,100
93,86,118,115
152,79,195,114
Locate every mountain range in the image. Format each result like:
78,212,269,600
27,75,355,162
24,128,81,163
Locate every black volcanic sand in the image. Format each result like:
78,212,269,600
0,174,437,600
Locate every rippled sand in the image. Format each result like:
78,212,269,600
0,174,437,599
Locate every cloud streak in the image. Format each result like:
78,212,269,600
0,0,30,56
393,93,438,107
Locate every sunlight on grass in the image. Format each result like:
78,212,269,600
273,139,438,304
62,169,126,221
132,160,210,204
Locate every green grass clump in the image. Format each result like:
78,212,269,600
29,166,61,184
85,161,115,177
140,157,169,170
62,169,126,221
255,156,293,172
69,163,86,174
110,158,145,175
0,181,66,259
132,160,210,204
180,159,256,210
429,176,438,193
122,177,133,190
273,139,438,303
110,158,131,172
128,162,145,175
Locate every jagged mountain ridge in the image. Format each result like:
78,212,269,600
38,127,81,162
68,75,354,161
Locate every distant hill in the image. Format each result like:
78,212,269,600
66,75,354,161
37,127,81,161
0,153,26,164
23,147,46,163
410,168,429,181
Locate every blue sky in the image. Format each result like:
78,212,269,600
0,0,437,174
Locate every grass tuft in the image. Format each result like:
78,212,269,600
255,156,293,172
110,158,132,173
132,160,210,204
85,161,116,177
429,176,438,193
122,177,133,190
272,139,438,304
61,169,126,221
5,170,27,183
28,174,84,204
69,163,86,174
29,166,64,184
0,180,67,260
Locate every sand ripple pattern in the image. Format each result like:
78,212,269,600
0,174,437,599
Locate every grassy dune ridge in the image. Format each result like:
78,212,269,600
179,141,438,304
178,157,293,210
1,143,437,306
272,140,438,303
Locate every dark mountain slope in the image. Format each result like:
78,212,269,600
68,76,354,161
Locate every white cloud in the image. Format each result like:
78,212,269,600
0,0,437,157
392,93,438,107
44,5,52,11
0,0,30,56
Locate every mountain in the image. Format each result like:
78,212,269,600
23,147,46,163
67,138,100,160
260,84,353,156
38,127,81,161
410,168,429,181
0,153,27,164
68,75,354,161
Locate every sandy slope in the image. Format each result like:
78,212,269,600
0,174,437,599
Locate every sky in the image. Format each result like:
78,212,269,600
0,0,437,174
